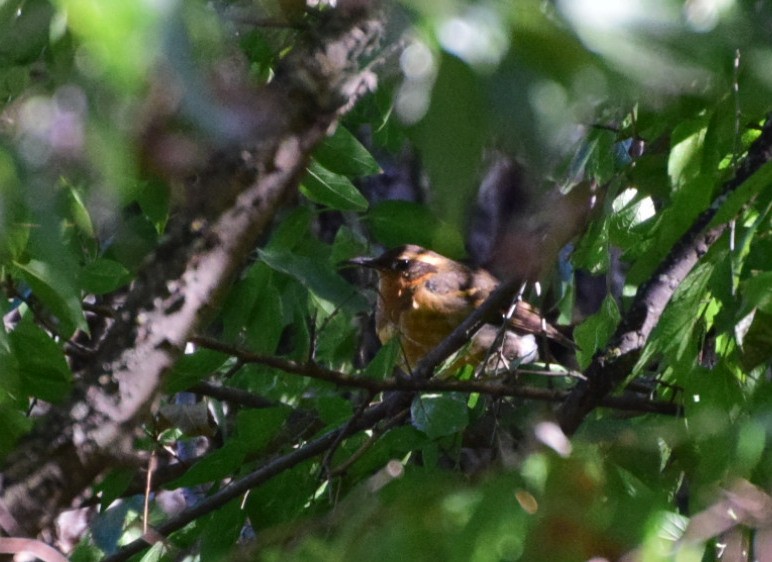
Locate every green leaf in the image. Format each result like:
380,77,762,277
668,118,708,188
330,225,368,265
300,160,369,212
9,319,72,402
103,213,158,271
0,405,33,457
266,207,313,251
201,500,246,562
574,295,621,370
64,183,95,239
629,152,671,201
411,53,488,231
411,393,469,439
80,258,131,294
636,261,715,375
609,188,656,250
245,462,316,529
314,125,381,177
627,173,715,285
138,543,167,562
165,349,228,393
315,395,354,426
739,272,772,316
56,0,165,91
245,270,284,354
584,128,619,185
738,310,772,371
364,338,400,380
571,218,609,274
365,200,466,259
235,407,290,454
348,425,428,479
14,258,86,338
135,180,170,232
312,310,357,364
0,348,22,403
220,263,265,343
169,441,246,488
0,0,53,65
709,160,772,228
258,248,365,311
94,468,135,511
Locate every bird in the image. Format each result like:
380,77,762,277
349,244,574,375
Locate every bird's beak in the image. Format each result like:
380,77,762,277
345,255,378,269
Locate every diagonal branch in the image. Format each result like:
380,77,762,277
0,7,387,537
103,391,412,562
557,115,772,435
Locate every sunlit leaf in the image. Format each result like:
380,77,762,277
668,118,708,188
55,0,167,90
709,160,772,228
739,271,772,316
636,261,715,374
574,295,620,370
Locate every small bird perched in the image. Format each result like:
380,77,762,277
349,244,573,374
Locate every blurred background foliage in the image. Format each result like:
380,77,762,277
1,0,771,560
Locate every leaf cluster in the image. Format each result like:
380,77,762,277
0,1,770,561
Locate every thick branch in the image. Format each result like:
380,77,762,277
0,8,385,536
557,115,772,435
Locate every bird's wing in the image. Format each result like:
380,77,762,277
418,268,479,317
470,269,575,348
509,301,576,348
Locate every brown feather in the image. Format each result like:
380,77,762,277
351,245,574,369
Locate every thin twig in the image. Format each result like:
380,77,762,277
190,336,677,415
329,408,410,478
321,390,377,478
190,382,276,409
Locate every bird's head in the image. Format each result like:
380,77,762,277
348,245,453,283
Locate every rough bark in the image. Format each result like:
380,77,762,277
0,5,385,536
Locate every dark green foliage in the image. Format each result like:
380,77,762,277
0,1,770,561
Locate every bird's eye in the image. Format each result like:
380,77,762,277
393,258,411,272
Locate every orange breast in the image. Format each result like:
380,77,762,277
375,275,473,370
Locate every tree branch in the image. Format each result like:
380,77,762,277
103,391,412,562
0,7,386,536
191,336,678,415
557,115,772,435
